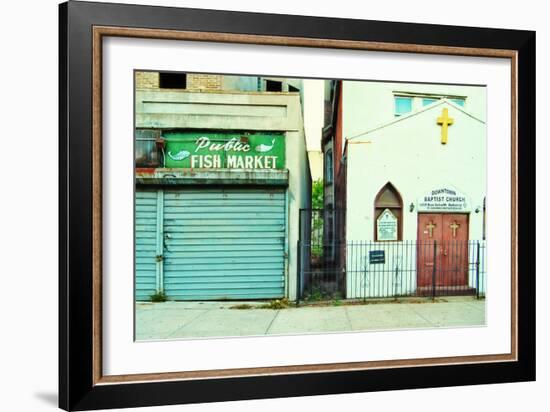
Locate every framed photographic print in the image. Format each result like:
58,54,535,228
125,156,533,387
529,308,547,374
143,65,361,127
59,1,535,410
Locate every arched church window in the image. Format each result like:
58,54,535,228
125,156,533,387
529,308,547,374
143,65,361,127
374,182,403,241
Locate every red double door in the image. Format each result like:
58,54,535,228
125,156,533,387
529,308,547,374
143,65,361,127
417,213,469,287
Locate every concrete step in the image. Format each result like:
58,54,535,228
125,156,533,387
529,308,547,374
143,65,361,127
416,286,477,297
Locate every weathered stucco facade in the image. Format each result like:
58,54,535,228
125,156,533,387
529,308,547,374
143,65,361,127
135,79,311,301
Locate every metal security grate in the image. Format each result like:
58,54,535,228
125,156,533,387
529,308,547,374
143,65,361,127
162,188,286,300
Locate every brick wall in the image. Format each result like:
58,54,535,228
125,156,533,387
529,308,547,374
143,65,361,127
135,71,159,89
187,74,222,90
135,72,223,90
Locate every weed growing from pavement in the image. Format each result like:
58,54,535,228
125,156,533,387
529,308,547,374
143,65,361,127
304,287,343,303
229,298,294,310
230,303,255,310
259,298,292,309
226,296,478,310
150,290,168,302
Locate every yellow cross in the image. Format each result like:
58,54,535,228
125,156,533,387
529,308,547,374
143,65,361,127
426,221,436,238
437,108,454,145
449,221,460,237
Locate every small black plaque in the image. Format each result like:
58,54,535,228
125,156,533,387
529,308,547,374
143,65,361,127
369,250,385,264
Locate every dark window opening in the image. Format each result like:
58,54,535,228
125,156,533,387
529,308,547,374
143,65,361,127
135,129,162,168
159,72,187,89
266,80,283,92
289,85,300,92
325,149,333,184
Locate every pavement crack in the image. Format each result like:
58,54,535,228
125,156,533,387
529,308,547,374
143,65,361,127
463,299,486,311
264,310,281,335
344,307,354,330
405,304,436,326
164,309,212,339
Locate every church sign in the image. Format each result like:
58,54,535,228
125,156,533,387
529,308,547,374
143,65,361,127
376,208,398,241
162,131,285,169
417,186,470,212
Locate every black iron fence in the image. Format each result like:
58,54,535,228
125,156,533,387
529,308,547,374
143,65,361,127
298,240,486,301
298,208,346,300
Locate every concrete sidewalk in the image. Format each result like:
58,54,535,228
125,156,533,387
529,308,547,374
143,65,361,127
135,296,485,340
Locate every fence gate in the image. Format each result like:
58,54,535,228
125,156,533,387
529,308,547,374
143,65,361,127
298,208,346,300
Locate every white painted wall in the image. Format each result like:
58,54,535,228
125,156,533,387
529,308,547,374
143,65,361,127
284,95,312,300
303,79,325,151
303,79,325,181
346,100,486,297
307,150,324,182
347,100,486,241
343,81,487,145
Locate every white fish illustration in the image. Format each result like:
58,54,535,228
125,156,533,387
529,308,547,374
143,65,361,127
167,150,191,161
255,138,275,153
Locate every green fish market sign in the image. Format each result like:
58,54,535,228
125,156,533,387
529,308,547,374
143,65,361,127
163,132,285,170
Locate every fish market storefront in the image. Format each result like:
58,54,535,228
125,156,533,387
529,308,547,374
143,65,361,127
135,89,311,301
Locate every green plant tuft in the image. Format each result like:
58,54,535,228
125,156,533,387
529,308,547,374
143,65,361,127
260,298,291,309
150,290,167,302
230,304,254,310
311,179,324,209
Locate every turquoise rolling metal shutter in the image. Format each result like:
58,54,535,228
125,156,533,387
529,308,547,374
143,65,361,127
163,188,286,300
135,189,159,300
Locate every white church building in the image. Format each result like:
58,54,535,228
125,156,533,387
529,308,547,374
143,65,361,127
332,81,487,298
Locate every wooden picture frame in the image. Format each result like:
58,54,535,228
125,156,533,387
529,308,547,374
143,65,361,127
59,1,535,410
